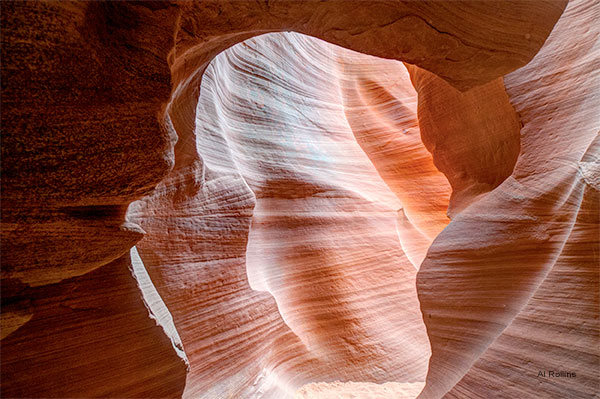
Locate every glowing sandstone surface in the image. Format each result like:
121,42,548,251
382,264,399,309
1,1,598,398
129,32,442,399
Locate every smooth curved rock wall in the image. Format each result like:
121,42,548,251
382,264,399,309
129,32,435,398
416,0,599,397
3,1,596,398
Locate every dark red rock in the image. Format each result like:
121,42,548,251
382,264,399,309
1,253,187,398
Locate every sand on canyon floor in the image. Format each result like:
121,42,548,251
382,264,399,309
294,381,424,399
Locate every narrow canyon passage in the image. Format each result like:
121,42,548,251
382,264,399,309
2,1,598,399
130,6,600,394
129,32,451,398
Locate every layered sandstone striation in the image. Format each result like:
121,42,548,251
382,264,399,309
1,2,187,397
2,1,598,399
129,33,438,398
418,1,600,397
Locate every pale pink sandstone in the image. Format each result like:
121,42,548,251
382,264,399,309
3,1,597,398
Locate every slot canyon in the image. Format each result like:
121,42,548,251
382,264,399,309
1,1,598,398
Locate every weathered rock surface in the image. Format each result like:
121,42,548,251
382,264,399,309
3,0,597,398
1,3,188,397
406,67,521,217
1,254,187,398
416,0,600,397
129,32,437,398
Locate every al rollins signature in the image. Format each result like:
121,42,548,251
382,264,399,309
538,370,576,378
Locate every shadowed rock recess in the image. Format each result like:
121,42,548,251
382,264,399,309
1,1,597,398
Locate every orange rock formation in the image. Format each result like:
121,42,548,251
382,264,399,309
2,1,597,398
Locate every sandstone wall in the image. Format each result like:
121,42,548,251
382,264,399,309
4,1,597,398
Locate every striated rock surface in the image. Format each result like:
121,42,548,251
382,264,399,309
1,2,187,397
336,53,452,265
416,0,600,397
3,0,597,398
129,33,434,398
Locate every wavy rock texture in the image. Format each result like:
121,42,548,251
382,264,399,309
416,0,600,397
3,1,597,399
129,33,437,398
336,54,452,265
